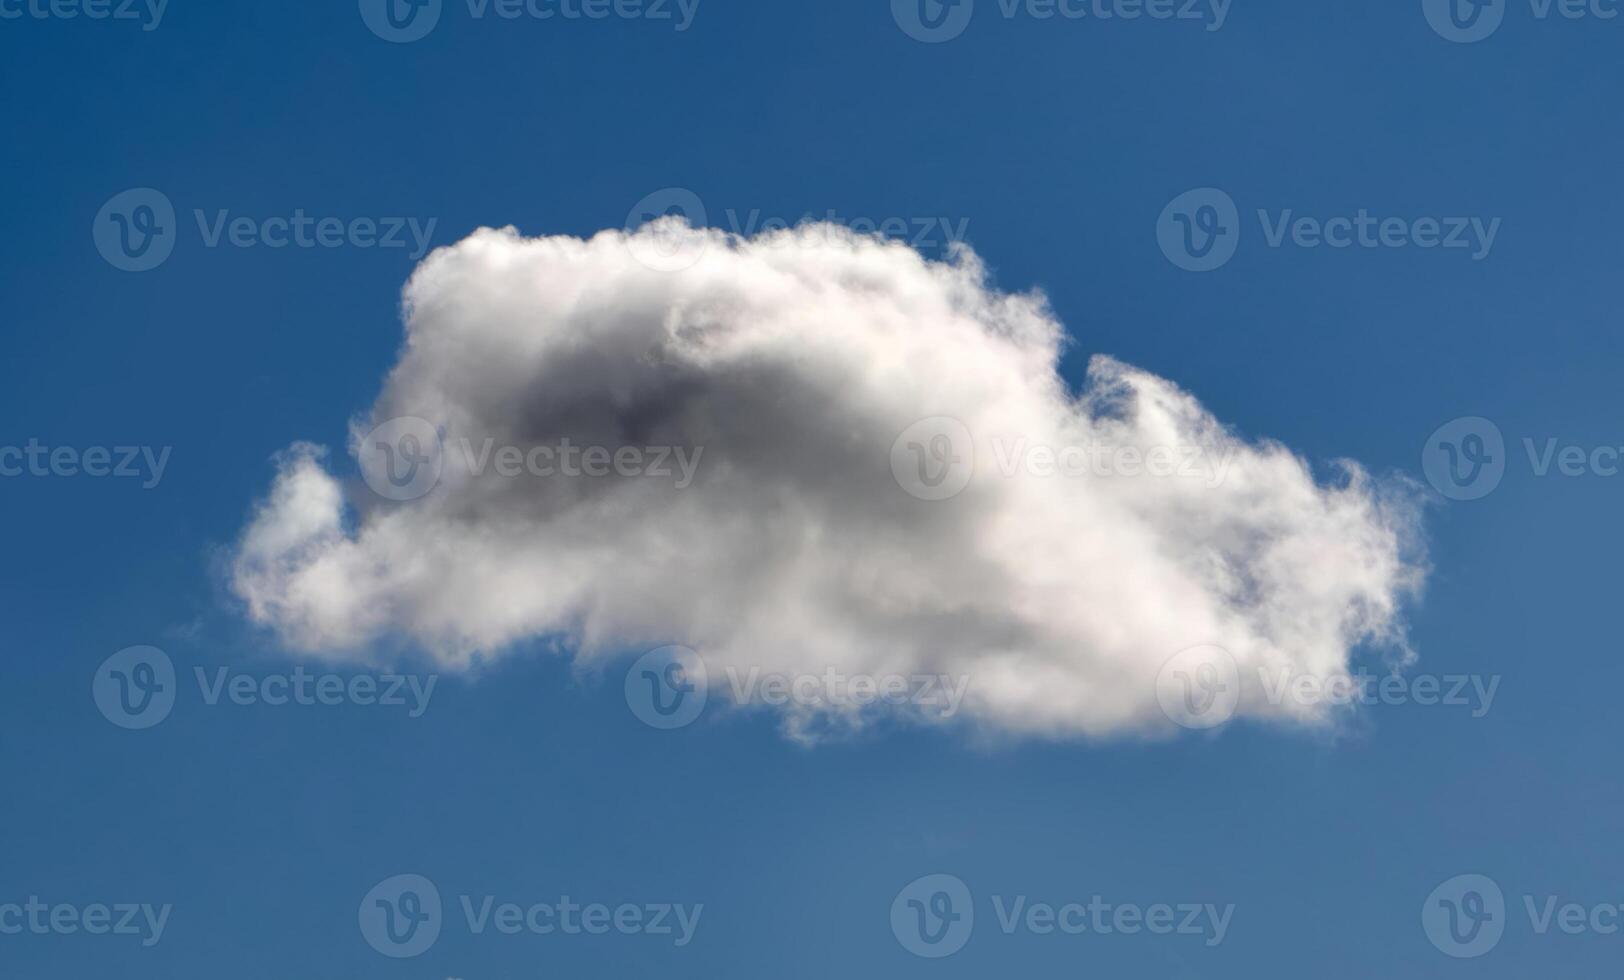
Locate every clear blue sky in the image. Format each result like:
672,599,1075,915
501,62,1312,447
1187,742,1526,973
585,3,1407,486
3,1,1622,977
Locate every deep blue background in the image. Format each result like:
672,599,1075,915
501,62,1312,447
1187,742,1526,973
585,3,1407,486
2,1,1621,976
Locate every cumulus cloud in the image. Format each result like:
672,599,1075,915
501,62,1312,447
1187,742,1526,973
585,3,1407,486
230,220,1425,739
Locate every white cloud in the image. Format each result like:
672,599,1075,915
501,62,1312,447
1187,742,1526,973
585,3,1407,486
231,220,1426,739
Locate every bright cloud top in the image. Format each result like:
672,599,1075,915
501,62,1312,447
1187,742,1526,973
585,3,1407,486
231,221,1425,739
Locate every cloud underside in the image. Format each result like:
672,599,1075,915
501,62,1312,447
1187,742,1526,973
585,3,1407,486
232,221,1425,739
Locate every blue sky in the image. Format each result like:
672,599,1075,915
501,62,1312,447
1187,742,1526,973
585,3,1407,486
4,0,1624,976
